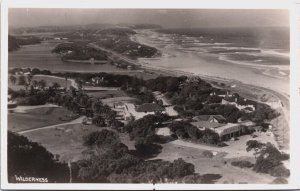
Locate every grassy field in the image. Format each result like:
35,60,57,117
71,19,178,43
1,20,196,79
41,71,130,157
23,124,135,162
33,75,72,88
153,141,276,184
8,106,76,132
87,90,127,99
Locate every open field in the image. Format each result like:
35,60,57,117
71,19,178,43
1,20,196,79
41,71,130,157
32,75,72,88
23,123,100,162
8,106,76,132
153,141,276,184
22,123,135,162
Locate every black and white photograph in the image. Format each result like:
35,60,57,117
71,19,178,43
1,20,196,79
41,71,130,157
1,1,300,189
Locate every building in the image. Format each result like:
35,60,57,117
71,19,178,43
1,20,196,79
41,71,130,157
192,115,226,123
221,98,255,112
135,103,165,113
191,114,256,140
123,103,165,121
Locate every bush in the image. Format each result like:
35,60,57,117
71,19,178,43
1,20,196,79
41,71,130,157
231,160,254,168
202,150,214,158
271,177,288,184
269,165,290,177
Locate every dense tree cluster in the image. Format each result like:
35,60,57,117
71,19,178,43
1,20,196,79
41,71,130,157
73,129,196,183
8,35,41,52
246,140,290,178
124,114,170,156
7,131,69,183
168,121,221,145
52,42,107,61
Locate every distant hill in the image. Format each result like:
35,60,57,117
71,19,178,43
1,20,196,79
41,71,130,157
8,35,41,52
130,24,162,29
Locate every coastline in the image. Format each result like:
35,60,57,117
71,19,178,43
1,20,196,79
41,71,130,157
131,30,290,150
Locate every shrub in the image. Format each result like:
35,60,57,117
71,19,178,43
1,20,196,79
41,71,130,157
231,160,254,168
269,165,290,177
271,177,288,184
202,150,214,158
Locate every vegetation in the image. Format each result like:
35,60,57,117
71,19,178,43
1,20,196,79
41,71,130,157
124,114,170,156
202,150,214,158
73,129,196,183
168,121,221,145
8,35,41,51
95,28,159,59
7,131,69,183
246,141,290,177
231,160,254,168
52,42,107,61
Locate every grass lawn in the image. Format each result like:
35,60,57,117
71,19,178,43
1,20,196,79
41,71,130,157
153,141,276,184
8,106,76,132
87,90,127,99
33,75,72,88
23,123,100,162
23,124,135,162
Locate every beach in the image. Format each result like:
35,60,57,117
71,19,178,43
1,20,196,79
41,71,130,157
132,29,290,149
133,29,290,96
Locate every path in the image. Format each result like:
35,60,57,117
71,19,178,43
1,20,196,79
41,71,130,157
34,74,78,89
11,104,60,113
18,116,85,134
170,139,253,159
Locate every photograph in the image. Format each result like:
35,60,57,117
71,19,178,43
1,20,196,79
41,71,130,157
3,7,293,187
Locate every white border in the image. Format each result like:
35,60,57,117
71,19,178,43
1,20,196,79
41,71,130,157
1,0,300,190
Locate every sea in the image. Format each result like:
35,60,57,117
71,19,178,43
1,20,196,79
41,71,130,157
132,27,290,95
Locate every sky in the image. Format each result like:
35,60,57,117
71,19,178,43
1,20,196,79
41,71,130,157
9,9,289,28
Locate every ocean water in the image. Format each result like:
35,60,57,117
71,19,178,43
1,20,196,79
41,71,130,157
133,27,290,95
154,27,290,67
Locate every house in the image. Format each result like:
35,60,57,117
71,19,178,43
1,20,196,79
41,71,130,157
221,98,255,111
192,115,226,123
123,103,165,121
136,103,165,113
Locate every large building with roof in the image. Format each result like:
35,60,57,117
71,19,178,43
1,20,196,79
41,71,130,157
123,103,166,120
191,114,255,140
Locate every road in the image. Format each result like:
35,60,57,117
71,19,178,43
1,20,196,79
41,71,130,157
18,116,85,134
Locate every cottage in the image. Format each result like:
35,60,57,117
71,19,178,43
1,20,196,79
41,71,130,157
123,103,165,121
192,115,226,123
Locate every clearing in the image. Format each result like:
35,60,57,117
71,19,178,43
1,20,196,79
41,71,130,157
8,105,77,132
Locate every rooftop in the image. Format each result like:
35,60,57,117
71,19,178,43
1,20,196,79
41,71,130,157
193,115,226,122
136,103,165,113
191,121,224,129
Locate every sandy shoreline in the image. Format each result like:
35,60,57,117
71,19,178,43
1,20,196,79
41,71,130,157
133,29,290,96
131,29,290,150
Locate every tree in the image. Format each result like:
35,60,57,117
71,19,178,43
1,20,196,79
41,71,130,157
9,75,17,84
246,140,265,158
18,75,26,85
92,115,106,127
52,82,61,91
27,73,33,86
38,80,47,90
7,131,69,183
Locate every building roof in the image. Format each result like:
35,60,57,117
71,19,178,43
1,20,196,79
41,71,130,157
191,121,224,129
193,115,226,122
213,123,241,136
136,103,165,113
